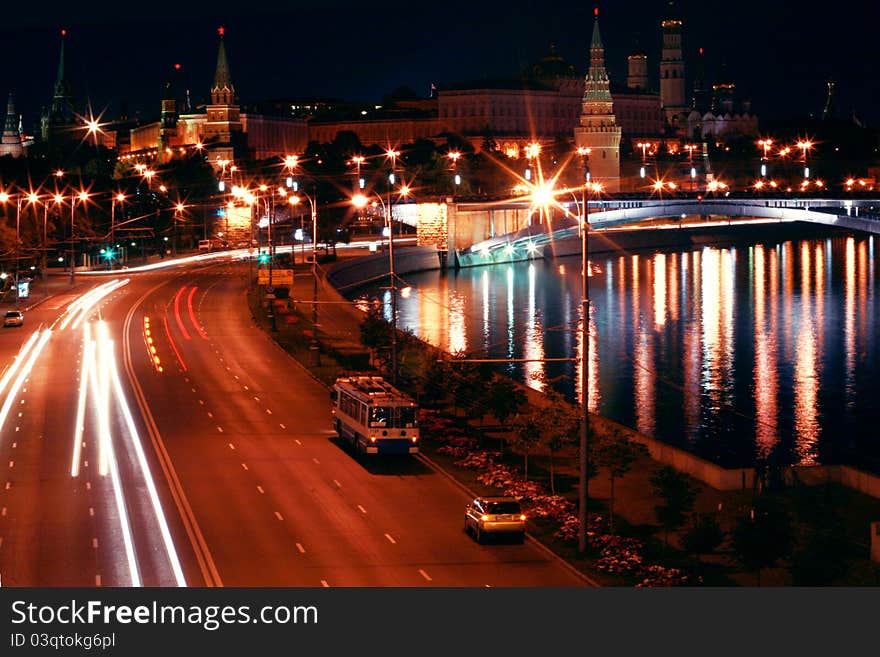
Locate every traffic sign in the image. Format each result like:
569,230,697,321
258,269,294,286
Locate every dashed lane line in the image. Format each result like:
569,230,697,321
274,511,284,521
385,534,396,544
296,543,306,554
418,569,432,582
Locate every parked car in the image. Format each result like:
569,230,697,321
464,496,526,543
3,310,24,327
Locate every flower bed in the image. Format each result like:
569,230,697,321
437,443,699,587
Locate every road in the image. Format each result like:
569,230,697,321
0,255,586,587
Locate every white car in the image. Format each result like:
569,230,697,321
3,311,24,327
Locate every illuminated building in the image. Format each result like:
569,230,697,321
0,92,23,157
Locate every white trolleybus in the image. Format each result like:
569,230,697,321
331,376,419,455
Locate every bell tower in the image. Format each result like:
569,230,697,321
573,9,621,192
660,1,687,125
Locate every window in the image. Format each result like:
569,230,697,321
487,501,521,514
370,406,390,427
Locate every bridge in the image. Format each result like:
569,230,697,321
453,196,880,267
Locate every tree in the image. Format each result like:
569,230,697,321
730,500,792,586
360,305,391,368
650,466,698,549
510,413,542,481
485,377,526,428
535,389,580,495
593,429,649,533
682,513,725,574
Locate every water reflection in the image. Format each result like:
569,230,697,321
356,232,880,470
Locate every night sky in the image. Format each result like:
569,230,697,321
1,1,879,134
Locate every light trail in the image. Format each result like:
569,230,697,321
0,331,41,403
0,330,51,438
173,287,191,341
71,324,93,477
85,322,140,586
107,324,187,587
57,279,130,331
186,287,208,340
162,314,188,372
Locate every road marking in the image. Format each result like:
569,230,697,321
385,533,396,544
296,543,306,554
92,538,99,549
20,400,24,404
266,409,272,415
274,511,284,521
89,507,94,517
253,396,260,402
234,375,239,380
84,460,88,468
226,366,230,371
22,388,26,393
4,482,9,490
228,443,235,450
217,426,224,433
1,508,6,517
333,479,342,488
185,378,190,383
357,505,367,514
241,463,249,471
321,580,330,588
85,482,91,490
191,387,196,393
17,412,21,417
8,461,12,468
0,537,3,547
244,386,249,391
294,439,302,446
198,400,205,405
256,486,265,494
312,458,320,465
208,412,214,418
11,443,15,448
14,427,19,432
418,569,432,582
279,423,286,430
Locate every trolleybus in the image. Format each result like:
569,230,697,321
331,376,419,455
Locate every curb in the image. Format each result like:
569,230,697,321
415,451,601,588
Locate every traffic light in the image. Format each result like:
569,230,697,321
258,252,269,264
100,247,115,262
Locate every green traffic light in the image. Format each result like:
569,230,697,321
259,252,269,264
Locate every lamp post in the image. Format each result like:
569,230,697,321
70,191,89,285
110,193,125,270
173,203,185,257
353,183,408,385
0,191,22,306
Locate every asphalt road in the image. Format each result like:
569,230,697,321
0,257,586,587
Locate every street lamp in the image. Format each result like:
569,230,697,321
352,184,407,385
173,203,185,256
110,193,126,270
70,191,89,284
289,191,320,364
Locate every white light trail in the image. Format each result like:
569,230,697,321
0,331,41,403
0,330,51,437
57,279,130,331
71,324,93,477
89,322,140,586
108,334,187,587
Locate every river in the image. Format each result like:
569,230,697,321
350,230,880,472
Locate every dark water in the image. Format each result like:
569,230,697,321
351,232,880,472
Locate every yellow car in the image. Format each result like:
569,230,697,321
464,496,526,544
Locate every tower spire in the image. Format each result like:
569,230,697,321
212,26,234,105
574,7,621,192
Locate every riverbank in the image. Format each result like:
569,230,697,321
248,249,880,586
